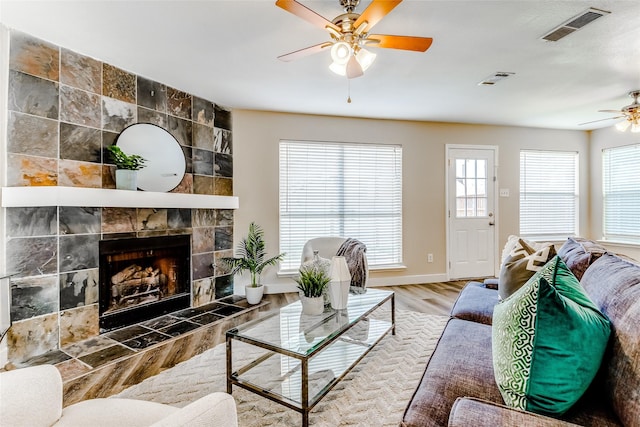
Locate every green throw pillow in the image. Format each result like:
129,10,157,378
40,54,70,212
492,255,611,416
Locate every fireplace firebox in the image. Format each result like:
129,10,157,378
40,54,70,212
99,235,191,332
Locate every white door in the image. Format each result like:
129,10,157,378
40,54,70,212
447,146,497,279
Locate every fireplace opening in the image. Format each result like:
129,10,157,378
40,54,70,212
99,234,191,332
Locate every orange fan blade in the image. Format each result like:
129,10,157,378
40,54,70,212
277,42,332,62
366,34,433,51
354,0,402,33
598,109,624,113
275,0,341,33
578,116,624,126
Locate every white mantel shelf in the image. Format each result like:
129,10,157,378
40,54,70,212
0,186,239,209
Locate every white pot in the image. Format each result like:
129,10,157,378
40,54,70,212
245,284,264,305
301,296,325,315
115,169,138,191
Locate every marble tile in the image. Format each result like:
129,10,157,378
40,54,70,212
167,115,192,146
167,87,191,120
214,250,233,276
214,105,232,130
60,85,101,128
102,97,136,133
192,148,214,176
122,331,172,350
168,173,193,194
167,208,192,229
192,209,217,227
190,312,224,325
214,177,233,196
8,70,59,119
20,349,71,368
7,111,58,157
60,122,102,163
193,175,213,195
213,128,232,154
105,325,153,342
215,226,233,251
137,76,166,112
192,252,214,280
137,106,167,127
211,300,243,316
218,294,249,307
60,48,102,94
215,275,234,299
158,320,200,337
181,146,193,173
56,358,91,381
102,64,136,103
10,275,59,321
59,207,101,235
102,165,116,189
193,123,214,150
141,315,181,330
136,230,167,238
6,236,57,277
58,159,102,188
193,96,214,126
10,31,59,81
216,209,234,227
192,227,214,254
192,278,215,307
78,344,135,368
62,335,118,358
59,234,99,272
7,154,58,186
6,206,57,237
59,269,99,310
102,208,137,233
137,208,168,231
214,153,233,178
7,314,59,363
172,305,213,320
59,304,100,347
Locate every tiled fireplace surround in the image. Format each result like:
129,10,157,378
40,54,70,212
2,29,260,401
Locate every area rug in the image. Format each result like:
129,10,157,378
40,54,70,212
115,310,448,426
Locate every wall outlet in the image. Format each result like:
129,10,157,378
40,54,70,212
427,253,434,263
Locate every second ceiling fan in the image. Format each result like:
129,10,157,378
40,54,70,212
275,0,433,79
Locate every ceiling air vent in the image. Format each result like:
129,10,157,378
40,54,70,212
541,7,610,42
478,72,515,86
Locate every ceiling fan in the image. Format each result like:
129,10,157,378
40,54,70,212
275,0,433,79
580,90,640,132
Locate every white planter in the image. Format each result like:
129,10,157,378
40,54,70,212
245,285,264,305
301,296,324,315
115,169,138,191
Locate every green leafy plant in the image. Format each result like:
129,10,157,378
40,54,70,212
221,222,285,287
296,265,331,298
107,145,147,170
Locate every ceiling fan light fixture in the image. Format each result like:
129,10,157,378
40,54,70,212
631,121,640,133
615,120,631,132
331,41,352,64
356,48,376,71
346,54,364,78
329,61,347,76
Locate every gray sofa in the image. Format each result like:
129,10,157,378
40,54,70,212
401,238,640,427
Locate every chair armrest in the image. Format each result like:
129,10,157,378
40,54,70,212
150,392,237,427
448,397,581,427
0,365,63,426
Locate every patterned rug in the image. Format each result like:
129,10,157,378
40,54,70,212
115,310,448,426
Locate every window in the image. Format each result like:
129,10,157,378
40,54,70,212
455,158,488,218
279,140,402,272
603,144,640,244
519,150,578,240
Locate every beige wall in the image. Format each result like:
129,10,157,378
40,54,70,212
233,109,590,292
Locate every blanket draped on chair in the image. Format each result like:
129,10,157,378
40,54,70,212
336,238,367,291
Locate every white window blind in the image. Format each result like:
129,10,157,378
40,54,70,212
279,140,403,272
519,150,578,240
603,144,640,244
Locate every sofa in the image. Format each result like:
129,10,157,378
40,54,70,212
401,237,640,427
0,364,238,427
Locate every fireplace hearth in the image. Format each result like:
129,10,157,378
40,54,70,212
99,235,191,332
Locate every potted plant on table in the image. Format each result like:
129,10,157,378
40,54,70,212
107,145,147,191
296,265,331,315
221,222,285,305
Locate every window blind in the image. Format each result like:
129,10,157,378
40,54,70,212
519,150,578,240
279,140,403,271
603,144,640,244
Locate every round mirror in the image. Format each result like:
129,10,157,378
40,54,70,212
116,123,186,192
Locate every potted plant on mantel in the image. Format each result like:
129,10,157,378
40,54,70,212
107,144,147,191
296,265,331,315
221,222,285,305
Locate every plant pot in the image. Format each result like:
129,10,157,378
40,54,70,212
245,284,264,305
115,169,138,191
301,296,324,315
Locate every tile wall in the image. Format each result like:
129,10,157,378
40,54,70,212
3,30,235,363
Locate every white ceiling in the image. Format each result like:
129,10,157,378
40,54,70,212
2,0,640,130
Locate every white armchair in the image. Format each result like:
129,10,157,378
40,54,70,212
301,237,369,283
0,365,238,427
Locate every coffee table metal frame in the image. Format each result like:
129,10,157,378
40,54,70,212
226,289,395,426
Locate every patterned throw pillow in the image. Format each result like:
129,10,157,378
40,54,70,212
492,256,611,416
498,239,556,300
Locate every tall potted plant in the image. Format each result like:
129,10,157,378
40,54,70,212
221,222,285,304
107,145,146,190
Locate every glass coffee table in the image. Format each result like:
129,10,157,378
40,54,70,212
226,288,395,426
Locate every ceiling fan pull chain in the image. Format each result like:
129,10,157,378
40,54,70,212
347,78,352,104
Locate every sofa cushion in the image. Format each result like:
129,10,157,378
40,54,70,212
498,239,556,300
450,281,499,325
493,256,611,417
557,237,607,280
